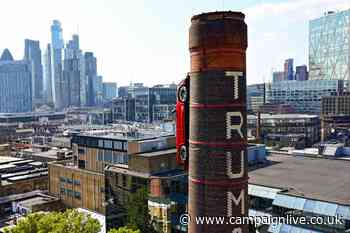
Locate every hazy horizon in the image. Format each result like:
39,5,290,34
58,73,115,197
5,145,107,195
1,0,348,87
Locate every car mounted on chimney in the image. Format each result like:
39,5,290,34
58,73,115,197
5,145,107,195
176,74,190,170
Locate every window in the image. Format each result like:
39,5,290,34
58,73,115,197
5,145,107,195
104,140,113,149
74,180,81,186
113,152,120,164
97,150,103,161
59,177,66,183
122,175,127,187
78,147,85,154
78,160,85,169
67,178,73,184
113,141,123,150
67,189,73,197
74,191,81,199
60,188,66,194
105,150,113,163
123,142,128,150
98,140,104,148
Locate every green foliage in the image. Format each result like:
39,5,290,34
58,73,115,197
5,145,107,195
108,226,140,233
125,187,157,233
4,209,101,233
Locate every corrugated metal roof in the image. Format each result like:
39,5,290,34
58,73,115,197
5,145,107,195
273,194,300,209
273,194,350,220
268,223,323,233
336,205,350,220
248,184,282,199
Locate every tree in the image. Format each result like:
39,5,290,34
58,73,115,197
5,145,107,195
108,227,140,233
125,187,157,233
4,209,101,233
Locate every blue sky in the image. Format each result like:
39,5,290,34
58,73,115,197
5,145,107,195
0,0,348,86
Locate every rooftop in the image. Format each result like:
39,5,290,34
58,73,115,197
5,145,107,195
0,190,46,205
248,114,319,120
249,153,350,205
0,112,65,118
0,156,22,165
18,195,58,209
136,148,177,157
106,165,185,179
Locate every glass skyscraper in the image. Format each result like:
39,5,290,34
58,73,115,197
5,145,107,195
0,49,32,113
309,9,350,87
50,20,64,109
24,39,43,105
284,58,294,80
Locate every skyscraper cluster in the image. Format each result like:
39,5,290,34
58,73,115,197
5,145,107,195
44,20,116,110
273,58,309,82
0,20,117,113
264,9,350,114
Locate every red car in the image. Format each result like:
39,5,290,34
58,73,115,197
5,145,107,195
176,74,190,169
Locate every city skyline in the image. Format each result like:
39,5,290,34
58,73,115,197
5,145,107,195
0,0,349,87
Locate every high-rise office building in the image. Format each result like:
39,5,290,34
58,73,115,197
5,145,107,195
84,52,97,106
272,71,285,82
118,86,129,98
134,85,151,123
0,49,32,113
93,75,103,105
63,35,83,107
295,65,308,81
65,34,87,106
43,44,53,104
309,9,350,86
284,58,294,80
63,57,80,107
247,83,265,112
266,79,344,113
65,35,80,59
112,97,135,122
79,53,87,106
50,20,64,109
24,39,43,105
150,84,176,122
103,82,117,101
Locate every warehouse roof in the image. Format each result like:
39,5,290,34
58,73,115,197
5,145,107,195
248,114,318,120
249,153,350,205
0,156,22,165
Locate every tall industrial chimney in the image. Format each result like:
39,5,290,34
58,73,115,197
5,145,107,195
188,11,249,233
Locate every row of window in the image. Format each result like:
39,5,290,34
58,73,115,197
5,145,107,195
60,188,81,199
97,150,128,164
59,177,81,186
98,139,127,150
72,136,128,151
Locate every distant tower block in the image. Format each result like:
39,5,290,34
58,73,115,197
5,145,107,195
188,12,249,233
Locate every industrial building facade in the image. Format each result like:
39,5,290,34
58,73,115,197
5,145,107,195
48,161,105,214
105,148,186,233
112,84,176,123
322,93,350,116
321,93,350,141
248,114,320,147
48,128,185,233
